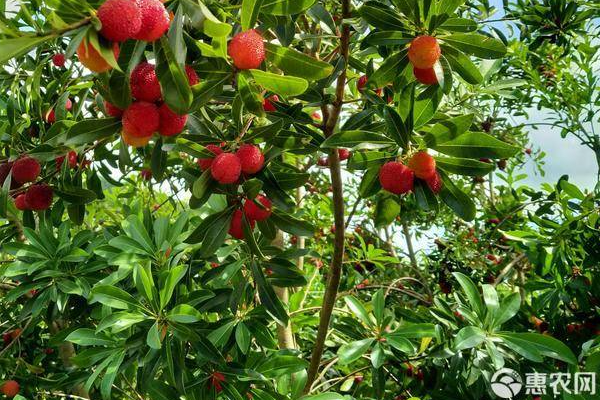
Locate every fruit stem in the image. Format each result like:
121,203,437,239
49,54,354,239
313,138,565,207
304,0,351,393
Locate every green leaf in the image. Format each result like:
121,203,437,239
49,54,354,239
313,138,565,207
435,156,494,176
384,106,410,149
146,381,179,400
441,45,483,84
55,187,97,205
452,272,485,317
91,285,143,310
374,195,401,227
321,130,394,148
359,168,381,198
439,18,477,32
438,172,476,221
238,72,265,117
242,0,264,30
151,137,167,181
433,132,519,159
265,43,333,80
493,292,521,328
66,329,116,346
390,323,437,338
300,394,346,400
167,304,202,323
498,333,577,365
441,33,507,59
338,338,374,365
185,209,234,257
270,210,315,237
147,321,162,349
454,326,486,350
154,37,193,114
160,265,188,309
249,70,308,96
65,118,121,146
360,3,406,31
261,0,317,15
0,35,56,66
258,355,308,377
385,335,415,353
425,114,474,146
413,85,443,127
251,261,288,325
344,296,374,328
96,312,147,332
369,49,409,87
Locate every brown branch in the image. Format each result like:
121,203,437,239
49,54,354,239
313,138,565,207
304,0,351,393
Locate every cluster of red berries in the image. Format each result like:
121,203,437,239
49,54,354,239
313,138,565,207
408,36,441,85
379,151,442,195
197,143,265,185
228,194,273,239
97,0,170,43
317,149,352,167
0,157,53,211
104,61,199,147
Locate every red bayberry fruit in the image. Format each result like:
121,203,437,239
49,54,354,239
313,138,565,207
357,75,368,92
130,62,161,102
122,129,151,147
354,375,364,384
229,209,255,239
486,254,497,262
104,101,123,118
379,162,414,194
123,101,160,138
243,194,272,221
185,65,199,86
12,157,40,184
67,151,78,168
408,151,436,179
211,153,242,184
408,35,441,69
228,29,265,70
497,159,507,170
338,148,351,161
263,95,279,112
1,380,19,397
14,194,28,211
52,53,66,67
413,66,438,85
141,169,152,181
134,0,171,42
197,144,224,170
98,0,142,42
425,171,443,194
236,144,264,174
25,184,54,211
525,148,532,155
487,218,500,224
44,347,54,354
158,103,188,136
317,157,329,166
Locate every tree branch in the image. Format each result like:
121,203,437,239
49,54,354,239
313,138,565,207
304,0,351,393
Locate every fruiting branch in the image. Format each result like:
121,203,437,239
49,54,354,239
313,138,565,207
304,0,352,392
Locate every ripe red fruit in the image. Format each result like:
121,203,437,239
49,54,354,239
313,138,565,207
185,65,199,86
228,29,265,70
134,0,171,42
243,194,272,221
229,209,255,239
158,103,188,136
130,62,162,102
197,144,224,170
25,184,54,211
1,380,19,397
408,151,436,179
123,101,160,138
67,151,78,168
525,148,532,155
357,75,368,92
45,109,56,124
487,218,500,224
408,35,441,69
141,169,152,181
14,194,28,211
497,159,507,170
44,347,54,355
236,144,264,174
52,53,66,67
97,0,142,42
263,95,279,112
317,157,329,167
12,157,41,184
104,101,123,118
338,148,351,161
312,111,322,121
379,162,414,194
413,67,438,85
354,375,364,384
211,153,242,184
486,254,497,262
425,171,442,194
